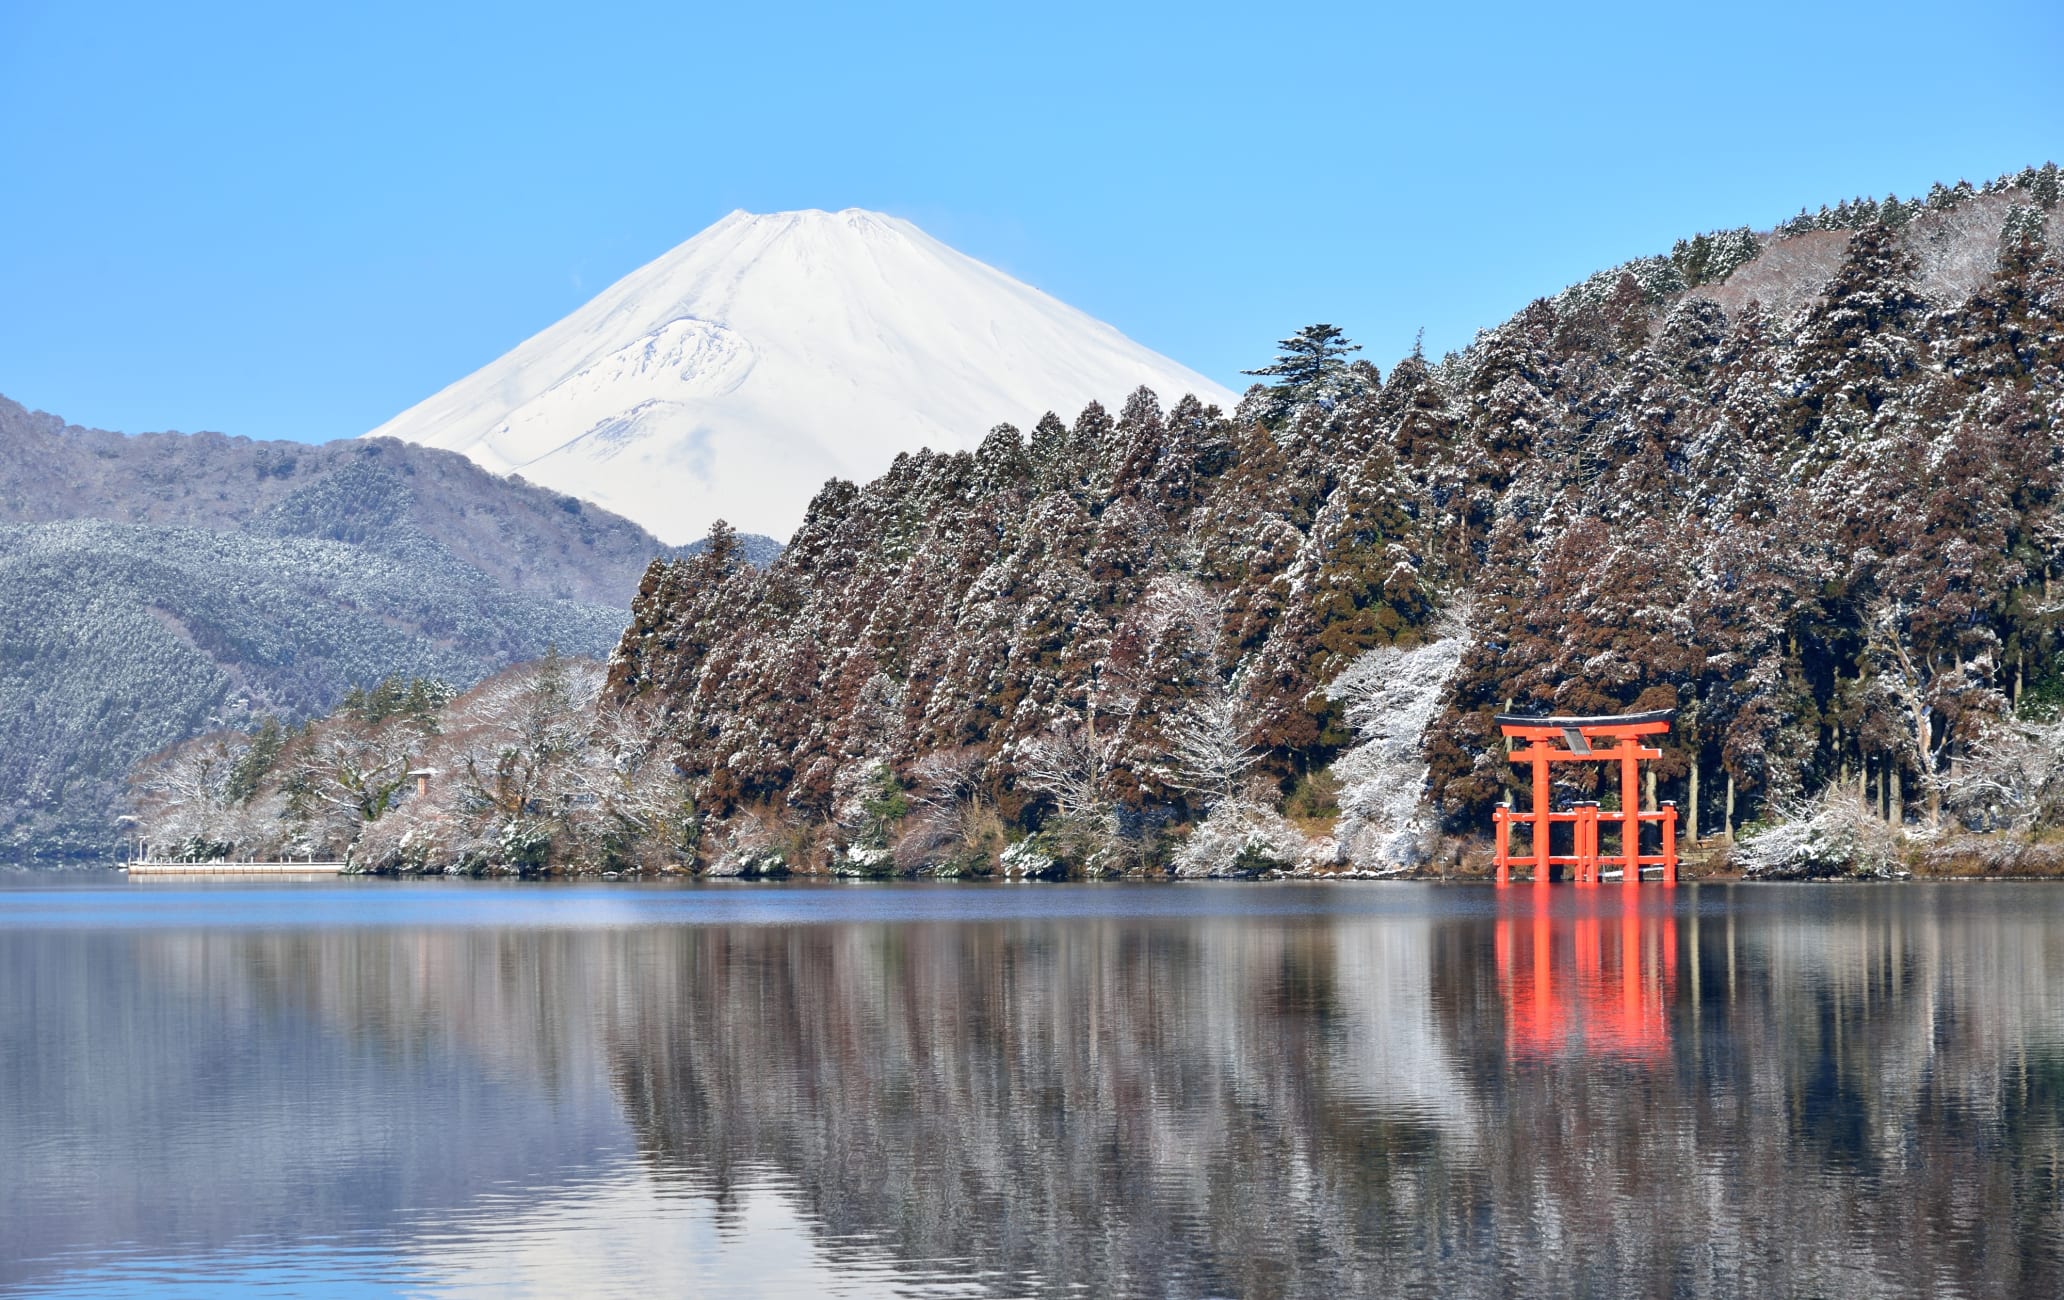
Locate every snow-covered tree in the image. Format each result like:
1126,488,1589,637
1016,721,1123,874
1327,606,1469,870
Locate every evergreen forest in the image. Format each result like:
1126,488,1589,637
137,165,2064,879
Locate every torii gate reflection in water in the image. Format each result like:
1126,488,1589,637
1495,888,1678,1059
1491,710,1679,885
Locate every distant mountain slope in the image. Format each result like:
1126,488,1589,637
0,395,703,604
367,208,1236,543
0,396,773,859
0,519,628,859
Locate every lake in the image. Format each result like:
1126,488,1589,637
2,878,2060,1297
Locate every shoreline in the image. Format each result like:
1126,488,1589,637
30,831,2064,883
65,862,2064,883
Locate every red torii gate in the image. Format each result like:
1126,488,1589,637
1491,710,1679,885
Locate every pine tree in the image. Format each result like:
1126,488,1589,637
2030,161,2060,209
1108,386,1169,503
1068,401,1116,498
2001,204,2049,258
224,716,285,804
1026,412,1074,494
1244,323,1361,387
1784,224,1929,447
1302,460,1428,671
1242,325,1365,422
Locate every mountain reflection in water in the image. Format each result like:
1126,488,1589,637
3,882,2062,1298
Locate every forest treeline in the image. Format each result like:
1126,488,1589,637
135,165,2064,877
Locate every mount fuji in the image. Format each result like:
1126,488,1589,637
367,209,1237,544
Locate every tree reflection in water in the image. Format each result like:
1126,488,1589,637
5,885,2064,1298
595,892,2064,1297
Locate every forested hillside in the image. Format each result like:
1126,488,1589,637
0,520,637,860
140,165,2064,877
0,402,760,859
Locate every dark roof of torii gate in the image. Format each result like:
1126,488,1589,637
1492,709,1678,728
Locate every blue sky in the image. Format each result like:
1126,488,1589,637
2,0,2059,443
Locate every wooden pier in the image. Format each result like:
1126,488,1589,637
126,860,347,876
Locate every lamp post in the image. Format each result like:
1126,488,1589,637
115,815,140,870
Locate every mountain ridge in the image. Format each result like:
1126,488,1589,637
0,393,690,603
368,208,1237,543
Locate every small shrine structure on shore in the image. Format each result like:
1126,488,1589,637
1491,709,1679,885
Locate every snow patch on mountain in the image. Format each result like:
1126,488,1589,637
369,209,1237,543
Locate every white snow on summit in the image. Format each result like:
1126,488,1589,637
367,209,1237,544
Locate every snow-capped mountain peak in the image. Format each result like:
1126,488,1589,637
367,209,1236,543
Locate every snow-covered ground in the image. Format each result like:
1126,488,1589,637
368,209,1235,543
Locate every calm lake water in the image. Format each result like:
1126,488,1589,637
3,878,2061,1298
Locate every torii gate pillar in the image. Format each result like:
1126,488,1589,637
1491,710,1678,885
